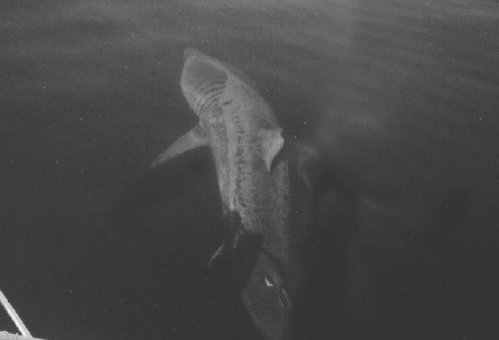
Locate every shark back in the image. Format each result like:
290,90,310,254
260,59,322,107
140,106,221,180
152,48,295,340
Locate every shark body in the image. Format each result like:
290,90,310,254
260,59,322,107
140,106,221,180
152,48,294,339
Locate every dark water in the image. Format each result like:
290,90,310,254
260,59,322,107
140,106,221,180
1,0,498,339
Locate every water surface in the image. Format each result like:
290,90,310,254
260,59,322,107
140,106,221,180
1,0,498,338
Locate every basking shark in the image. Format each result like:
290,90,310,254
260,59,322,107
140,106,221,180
152,48,297,339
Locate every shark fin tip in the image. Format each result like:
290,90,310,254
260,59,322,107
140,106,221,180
261,128,284,172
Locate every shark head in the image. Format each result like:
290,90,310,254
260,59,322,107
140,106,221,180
180,48,228,115
242,250,292,340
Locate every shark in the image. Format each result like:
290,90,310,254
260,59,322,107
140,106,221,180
151,48,298,339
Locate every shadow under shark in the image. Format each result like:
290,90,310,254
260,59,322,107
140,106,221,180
151,48,307,339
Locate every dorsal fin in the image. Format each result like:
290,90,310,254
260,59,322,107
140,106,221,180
259,128,284,171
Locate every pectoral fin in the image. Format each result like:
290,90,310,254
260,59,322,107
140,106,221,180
208,241,227,267
259,128,284,171
150,125,208,168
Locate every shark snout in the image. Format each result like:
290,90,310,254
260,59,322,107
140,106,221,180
180,48,228,114
183,47,201,61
